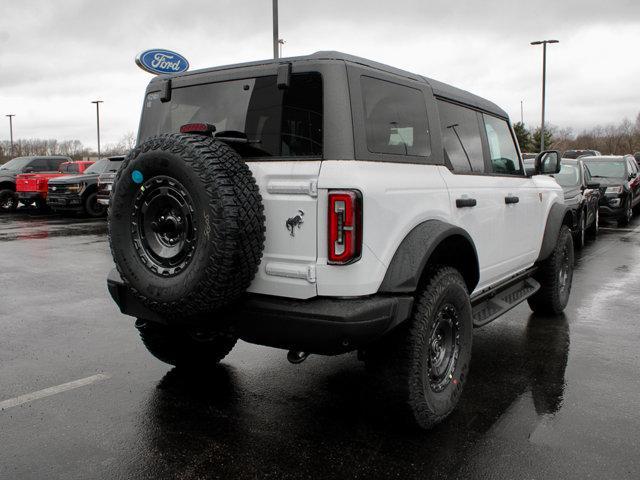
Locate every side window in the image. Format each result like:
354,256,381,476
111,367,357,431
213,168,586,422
437,100,484,173
483,115,522,175
47,158,64,170
28,158,49,172
361,76,430,157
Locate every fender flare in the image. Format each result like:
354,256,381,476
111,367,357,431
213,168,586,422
378,219,479,294
537,202,571,262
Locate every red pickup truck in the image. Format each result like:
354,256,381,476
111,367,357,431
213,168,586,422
16,160,94,208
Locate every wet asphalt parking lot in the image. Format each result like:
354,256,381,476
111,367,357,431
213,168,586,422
1,209,639,480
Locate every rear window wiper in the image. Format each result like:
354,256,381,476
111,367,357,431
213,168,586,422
214,130,261,144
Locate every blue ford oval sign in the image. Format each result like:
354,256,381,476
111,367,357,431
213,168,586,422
135,49,189,75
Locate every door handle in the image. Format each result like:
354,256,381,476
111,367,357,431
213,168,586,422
456,198,477,208
505,195,520,204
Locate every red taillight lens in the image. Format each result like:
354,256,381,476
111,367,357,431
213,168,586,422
328,190,362,265
179,123,216,135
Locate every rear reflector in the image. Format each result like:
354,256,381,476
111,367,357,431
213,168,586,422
179,123,216,135
328,190,362,265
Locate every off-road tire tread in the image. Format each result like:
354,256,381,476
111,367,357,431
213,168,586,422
528,225,573,314
370,266,471,429
108,134,265,317
137,321,237,367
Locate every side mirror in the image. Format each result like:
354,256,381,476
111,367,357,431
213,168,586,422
629,173,637,180
586,182,600,190
534,150,561,175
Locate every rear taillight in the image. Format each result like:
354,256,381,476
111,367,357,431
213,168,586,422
328,190,362,265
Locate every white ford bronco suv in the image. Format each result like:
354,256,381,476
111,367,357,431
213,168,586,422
107,52,573,429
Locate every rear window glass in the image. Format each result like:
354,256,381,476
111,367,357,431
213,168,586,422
139,73,323,159
361,76,430,157
60,163,79,174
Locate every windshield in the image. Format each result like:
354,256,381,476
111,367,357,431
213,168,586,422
84,159,122,174
553,164,580,187
0,157,32,170
139,73,323,159
584,161,626,179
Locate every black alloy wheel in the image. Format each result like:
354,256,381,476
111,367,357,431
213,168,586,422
132,176,197,277
427,303,461,393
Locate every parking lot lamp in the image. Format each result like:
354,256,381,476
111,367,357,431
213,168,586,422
272,0,279,59
91,100,103,160
6,114,15,155
530,40,559,151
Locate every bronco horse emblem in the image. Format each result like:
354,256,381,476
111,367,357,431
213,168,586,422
286,210,304,236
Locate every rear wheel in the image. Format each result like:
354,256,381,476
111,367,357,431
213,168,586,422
0,189,18,213
528,225,574,315
367,266,473,429
135,319,237,367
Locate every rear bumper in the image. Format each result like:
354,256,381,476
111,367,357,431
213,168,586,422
47,194,83,211
107,269,413,354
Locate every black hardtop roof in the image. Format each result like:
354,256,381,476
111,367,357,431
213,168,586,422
151,51,508,118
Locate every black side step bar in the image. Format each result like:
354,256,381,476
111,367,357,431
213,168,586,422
471,277,540,328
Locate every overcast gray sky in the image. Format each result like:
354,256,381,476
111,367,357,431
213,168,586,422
1,0,639,150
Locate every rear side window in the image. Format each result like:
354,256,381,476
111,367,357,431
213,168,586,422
361,76,430,157
437,100,484,173
139,73,323,159
483,114,522,175
60,163,79,174
29,158,50,172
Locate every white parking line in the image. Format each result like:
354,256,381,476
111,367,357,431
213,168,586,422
0,373,110,411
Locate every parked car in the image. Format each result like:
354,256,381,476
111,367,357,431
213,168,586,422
0,156,70,212
16,160,94,209
106,51,573,430
563,149,601,159
581,155,640,226
552,159,601,248
47,156,124,217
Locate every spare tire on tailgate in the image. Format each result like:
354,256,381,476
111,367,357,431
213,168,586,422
108,133,265,318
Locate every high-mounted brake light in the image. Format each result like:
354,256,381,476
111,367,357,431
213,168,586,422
179,123,216,135
328,190,362,265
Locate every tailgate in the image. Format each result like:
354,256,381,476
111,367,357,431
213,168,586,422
16,175,39,192
246,161,321,299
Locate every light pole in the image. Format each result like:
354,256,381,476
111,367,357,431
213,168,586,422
531,39,559,151
91,100,103,159
272,0,279,59
6,114,15,155
520,100,524,124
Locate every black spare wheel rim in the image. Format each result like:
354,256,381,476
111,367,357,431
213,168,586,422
132,176,197,277
428,303,460,393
